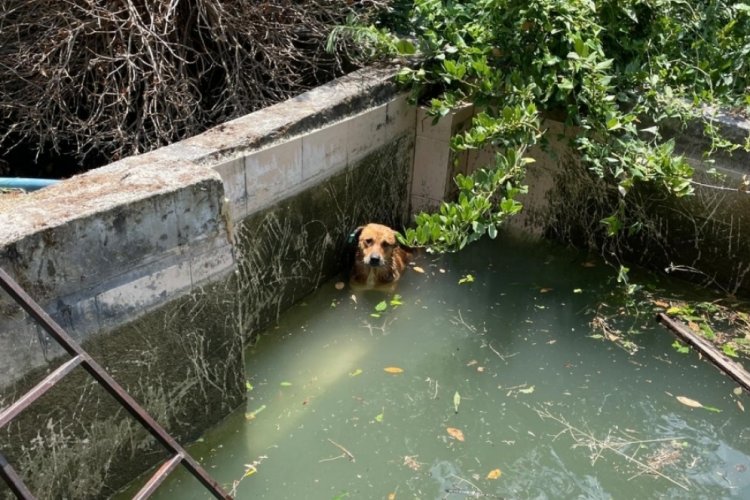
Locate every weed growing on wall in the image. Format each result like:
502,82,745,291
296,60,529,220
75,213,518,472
332,0,750,253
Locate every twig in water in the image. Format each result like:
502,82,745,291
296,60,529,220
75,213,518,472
327,438,355,462
487,341,518,362
534,407,690,491
449,473,484,497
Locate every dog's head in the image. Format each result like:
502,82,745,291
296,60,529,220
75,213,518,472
351,223,399,268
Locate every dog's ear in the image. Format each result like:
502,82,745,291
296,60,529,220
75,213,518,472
347,226,363,245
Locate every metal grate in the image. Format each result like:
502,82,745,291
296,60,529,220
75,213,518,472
0,268,232,499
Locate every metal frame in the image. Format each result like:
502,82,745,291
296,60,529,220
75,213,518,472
0,268,232,499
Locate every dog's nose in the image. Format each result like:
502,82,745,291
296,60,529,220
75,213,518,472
369,254,382,267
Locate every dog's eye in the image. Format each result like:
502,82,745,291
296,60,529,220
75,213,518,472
364,238,374,246
381,241,392,249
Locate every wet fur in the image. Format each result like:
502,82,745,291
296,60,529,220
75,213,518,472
350,223,412,290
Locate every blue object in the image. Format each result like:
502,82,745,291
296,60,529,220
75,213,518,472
0,178,60,191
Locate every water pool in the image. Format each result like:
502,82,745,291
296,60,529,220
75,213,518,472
126,232,750,499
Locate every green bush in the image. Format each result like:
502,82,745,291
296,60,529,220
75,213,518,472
335,0,750,252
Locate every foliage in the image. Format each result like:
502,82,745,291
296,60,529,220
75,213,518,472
337,0,750,252
0,0,390,172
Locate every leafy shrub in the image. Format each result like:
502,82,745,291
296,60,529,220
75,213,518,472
336,0,750,252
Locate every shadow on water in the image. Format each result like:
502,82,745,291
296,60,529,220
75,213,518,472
123,231,750,499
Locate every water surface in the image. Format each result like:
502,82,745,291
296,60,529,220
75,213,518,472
141,233,750,499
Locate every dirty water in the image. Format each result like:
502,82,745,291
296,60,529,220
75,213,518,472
126,232,750,499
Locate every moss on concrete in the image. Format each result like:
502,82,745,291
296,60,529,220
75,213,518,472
1,275,244,499
235,134,413,340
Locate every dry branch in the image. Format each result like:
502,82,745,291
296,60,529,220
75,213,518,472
0,0,389,168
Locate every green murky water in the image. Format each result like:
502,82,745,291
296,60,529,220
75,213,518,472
138,233,750,499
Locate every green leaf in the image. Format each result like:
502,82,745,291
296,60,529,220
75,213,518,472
453,391,461,413
458,274,475,284
375,300,388,312
280,381,292,387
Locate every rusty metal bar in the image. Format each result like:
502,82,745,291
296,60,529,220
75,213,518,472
0,268,231,499
133,453,184,500
0,452,35,500
0,355,83,429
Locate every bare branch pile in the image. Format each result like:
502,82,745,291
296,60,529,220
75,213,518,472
0,0,388,168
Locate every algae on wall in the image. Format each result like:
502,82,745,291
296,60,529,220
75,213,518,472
1,276,244,499
529,146,750,296
235,134,414,341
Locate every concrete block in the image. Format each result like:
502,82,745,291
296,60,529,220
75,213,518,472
412,135,452,202
190,242,235,286
346,104,388,163
416,104,473,141
95,260,192,330
385,94,417,140
245,138,304,213
212,157,248,220
302,121,348,181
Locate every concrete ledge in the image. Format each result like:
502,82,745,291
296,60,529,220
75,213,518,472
0,65,416,498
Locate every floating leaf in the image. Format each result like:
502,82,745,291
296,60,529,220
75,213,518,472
245,404,267,420
384,367,404,374
387,493,396,500
519,386,535,394
733,387,743,396
349,368,363,377
375,301,388,312
458,274,475,285
335,281,345,290
540,288,553,293
375,411,384,423
486,468,502,480
453,391,461,413
245,381,254,391
242,465,257,479
370,313,381,318
738,400,745,412
390,294,404,307
446,427,465,441
676,396,702,408
413,266,425,273
573,288,583,294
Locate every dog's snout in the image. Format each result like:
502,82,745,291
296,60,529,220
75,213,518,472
368,254,382,267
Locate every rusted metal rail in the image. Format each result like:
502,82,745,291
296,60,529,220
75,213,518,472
657,312,750,393
0,268,232,499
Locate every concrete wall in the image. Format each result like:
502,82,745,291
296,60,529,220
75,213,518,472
411,106,750,295
1,61,746,498
0,66,416,498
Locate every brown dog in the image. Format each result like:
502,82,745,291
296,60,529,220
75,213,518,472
349,223,411,290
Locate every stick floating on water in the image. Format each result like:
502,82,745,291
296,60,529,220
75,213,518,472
656,312,750,394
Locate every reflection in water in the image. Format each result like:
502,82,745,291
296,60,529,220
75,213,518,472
126,232,750,499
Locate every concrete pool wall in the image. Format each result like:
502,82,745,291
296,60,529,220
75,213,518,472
1,63,748,497
0,66,415,497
